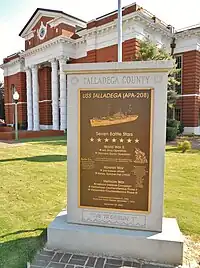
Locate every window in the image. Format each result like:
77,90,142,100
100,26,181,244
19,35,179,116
175,108,181,121
167,107,173,119
175,55,182,95
167,107,181,121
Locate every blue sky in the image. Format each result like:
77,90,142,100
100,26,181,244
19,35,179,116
1,0,200,80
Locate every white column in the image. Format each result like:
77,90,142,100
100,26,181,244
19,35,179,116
25,67,33,130
50,59,59,130
59,57,67,131
31,65,40,131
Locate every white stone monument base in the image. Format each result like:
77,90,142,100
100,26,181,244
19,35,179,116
47,210,184,265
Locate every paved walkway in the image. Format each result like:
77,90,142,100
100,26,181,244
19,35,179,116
0,141,24,148
28,249,173,268
167,136,200,150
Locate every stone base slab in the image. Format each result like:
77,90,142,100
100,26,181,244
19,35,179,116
47,210,184,266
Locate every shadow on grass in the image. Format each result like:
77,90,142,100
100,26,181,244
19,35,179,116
0,229,46,268
165,147,179,152
0,228,45,239
0,154,67,163
20,135,67,144
166,147,200,154
43,141,67,146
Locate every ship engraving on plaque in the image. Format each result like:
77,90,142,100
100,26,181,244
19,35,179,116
90,106,138,127
82,210,147,228
79,88,153,213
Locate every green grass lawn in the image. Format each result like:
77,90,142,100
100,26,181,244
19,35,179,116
0,136,199,268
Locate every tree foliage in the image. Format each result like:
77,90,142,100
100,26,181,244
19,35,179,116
0,82,4,93
135,39,172,61
135,39,180,109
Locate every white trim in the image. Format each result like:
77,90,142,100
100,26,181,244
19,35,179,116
48,16,85,29
176,27,200,39
24,31,35,40
174,43,200,54
5,100,53,105
37,21,48,40
1,57,22,68
21,35,74,58
178,94,200,97
4,102,27,106
78,12,172,39
39,100,52,103
32,65,40,131
0,58,25,76
64,60,174,74
184,126,200,135
40,124,53,130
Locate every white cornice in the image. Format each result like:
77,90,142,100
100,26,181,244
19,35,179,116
77,11,172,40
21,35,75,57
24,31,35,40
137,11,173,38
175,29,200,39
48,15,86,29
0,57,24,69
64,60,174,74
0,58,25,76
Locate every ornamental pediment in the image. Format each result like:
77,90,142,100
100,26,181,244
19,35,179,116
19,8,86,50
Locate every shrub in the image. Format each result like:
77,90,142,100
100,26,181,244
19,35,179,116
166,119,184,141
177,121,184,135
167,119,179,128
177,140,191,153
166,126,178,141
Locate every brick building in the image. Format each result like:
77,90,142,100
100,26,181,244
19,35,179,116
1,2,200,134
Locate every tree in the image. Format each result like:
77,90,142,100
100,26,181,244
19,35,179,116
135,39,180,115
0,82,5,120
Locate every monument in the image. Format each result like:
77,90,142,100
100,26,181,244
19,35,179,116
47,61,184,265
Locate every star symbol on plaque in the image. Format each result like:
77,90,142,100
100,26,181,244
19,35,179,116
112,138,117,143
120,138,124,143
135,138,140,144
105,138,109,142
97,138,101,142
127,138,132,143
90,137,94,142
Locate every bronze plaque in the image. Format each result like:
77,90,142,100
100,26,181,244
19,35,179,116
79,88,153,213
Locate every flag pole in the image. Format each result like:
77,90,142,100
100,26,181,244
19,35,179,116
118,0,122,62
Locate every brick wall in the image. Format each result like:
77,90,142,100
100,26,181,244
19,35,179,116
87,4,138,29
72,38,139,63
123,39,140,61
4,72,26,125
38,66,52,125
182,50,200,95
176,50,200,127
